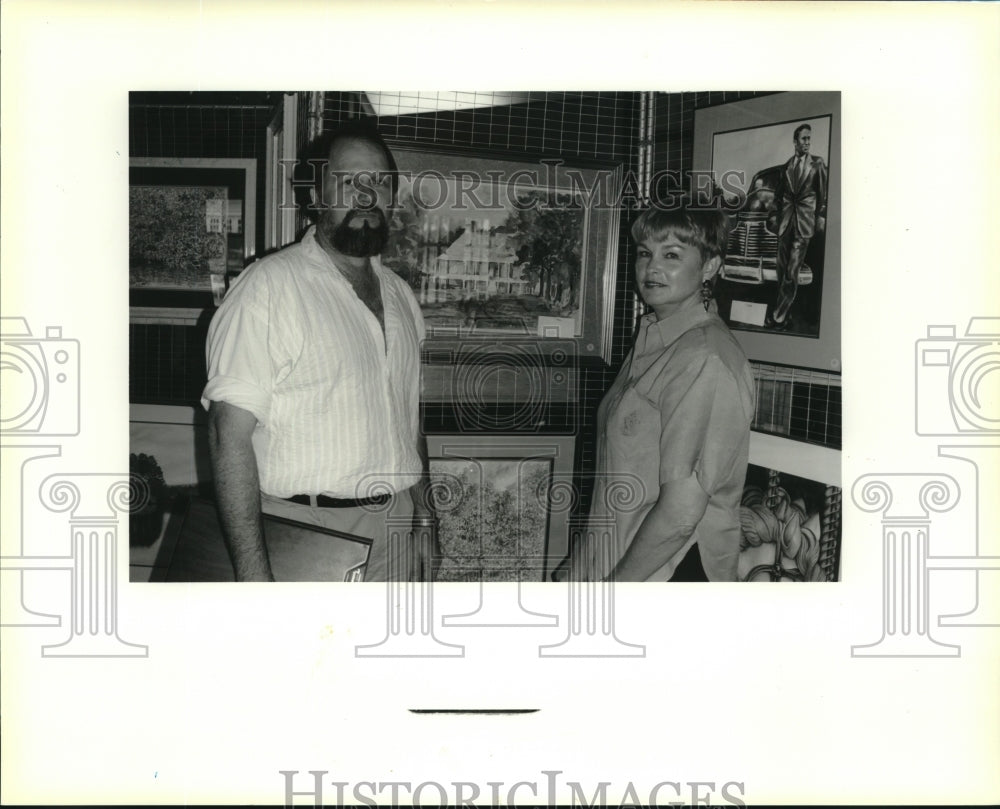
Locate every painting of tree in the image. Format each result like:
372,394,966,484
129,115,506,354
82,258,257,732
381,182,430,289
378,158,590,335
431,458,551,582
499,191,584,315
129,185,228,288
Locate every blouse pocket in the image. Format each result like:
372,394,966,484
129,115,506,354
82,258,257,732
607,386,658,444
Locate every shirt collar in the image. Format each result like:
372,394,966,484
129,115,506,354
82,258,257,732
302,224,384,275
638,302,716,353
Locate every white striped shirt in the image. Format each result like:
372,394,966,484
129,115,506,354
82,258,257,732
202,226,425,498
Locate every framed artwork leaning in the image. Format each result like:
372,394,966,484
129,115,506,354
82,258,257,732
151,497,371,582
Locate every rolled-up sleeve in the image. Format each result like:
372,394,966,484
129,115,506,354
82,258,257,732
201,275,273,425
658,355,749,495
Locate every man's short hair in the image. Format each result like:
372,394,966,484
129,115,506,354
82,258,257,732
630,204,731,261
793,123,812,140
295,120,398,213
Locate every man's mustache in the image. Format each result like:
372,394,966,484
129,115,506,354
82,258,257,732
343,208,388,228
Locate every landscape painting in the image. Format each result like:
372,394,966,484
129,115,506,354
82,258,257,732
129,158,256,308
382,147,592,337
129,184,232,290
430,456,552,582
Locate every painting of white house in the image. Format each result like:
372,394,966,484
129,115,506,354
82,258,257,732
381,150,588,336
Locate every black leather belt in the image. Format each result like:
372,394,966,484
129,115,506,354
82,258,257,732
285,493,391,508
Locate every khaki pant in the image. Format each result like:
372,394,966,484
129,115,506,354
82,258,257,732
260,488,415,581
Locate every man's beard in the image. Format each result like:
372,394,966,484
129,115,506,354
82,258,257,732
323,208,389,257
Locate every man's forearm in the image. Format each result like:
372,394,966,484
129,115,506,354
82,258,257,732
208,420,272,581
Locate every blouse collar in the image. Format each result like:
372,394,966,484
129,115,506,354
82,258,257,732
637,302,718,355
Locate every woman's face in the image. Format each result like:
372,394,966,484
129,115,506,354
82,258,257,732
635,229,718,320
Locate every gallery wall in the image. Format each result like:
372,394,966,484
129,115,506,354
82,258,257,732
128,90,843,582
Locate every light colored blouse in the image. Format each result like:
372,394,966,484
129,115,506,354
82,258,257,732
580,304,755,581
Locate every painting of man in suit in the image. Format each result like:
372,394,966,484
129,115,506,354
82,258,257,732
710,112,833,339
765,123,828,330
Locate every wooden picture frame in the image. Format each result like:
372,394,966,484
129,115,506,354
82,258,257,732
129,157,257,320
150,497,371,582
384,142,623,361
426,434,576,582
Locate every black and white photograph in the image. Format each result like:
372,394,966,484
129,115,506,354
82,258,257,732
126,89,841,588
2,2,998,807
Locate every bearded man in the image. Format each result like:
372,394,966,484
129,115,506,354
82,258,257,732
202,121,436,582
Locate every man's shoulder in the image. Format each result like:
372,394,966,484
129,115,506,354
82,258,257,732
237,240,316,285
221,240,316,307
253,239,314,273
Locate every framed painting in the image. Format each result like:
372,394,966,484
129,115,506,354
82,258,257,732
129,157,257,315
150,497,371,582
737,462,842,583
693,91,841,372
426,434,575,582
382,143,623,361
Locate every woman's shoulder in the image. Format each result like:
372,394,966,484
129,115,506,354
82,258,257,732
672,316,741,358
672,318,751,382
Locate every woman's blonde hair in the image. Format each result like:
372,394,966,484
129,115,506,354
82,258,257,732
630,205,731,261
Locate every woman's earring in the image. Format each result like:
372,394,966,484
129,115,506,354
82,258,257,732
701,279,714,310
